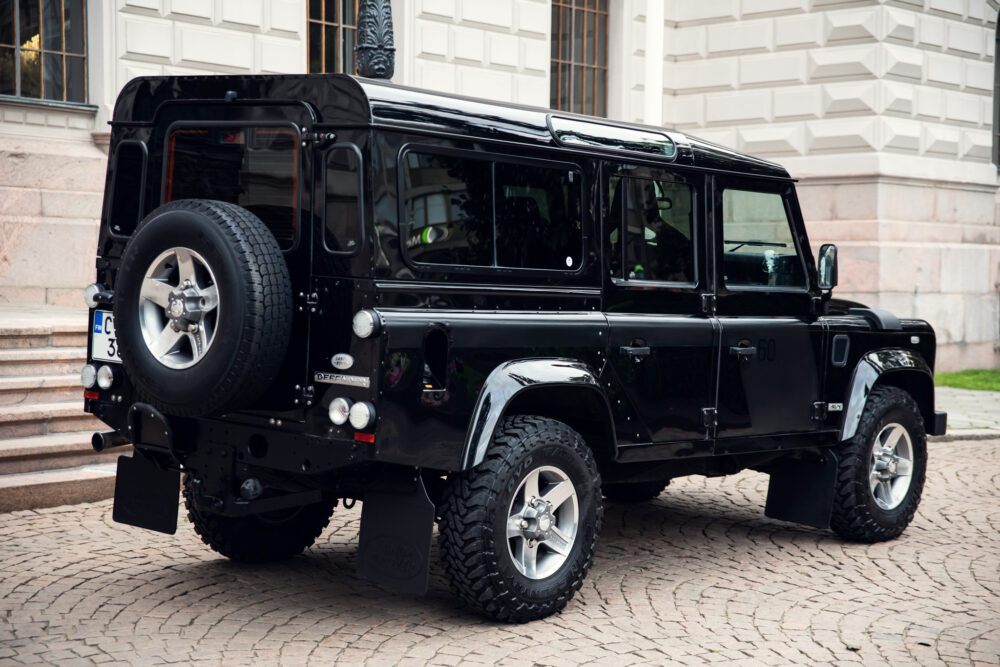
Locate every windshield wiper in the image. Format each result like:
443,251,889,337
723,240,787,252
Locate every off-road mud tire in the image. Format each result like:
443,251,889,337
183,476,335,562
830,386,927,543
437,416,603,623
602,479,669,503
114,199,292,417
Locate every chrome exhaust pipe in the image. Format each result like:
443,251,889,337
92,430,130,452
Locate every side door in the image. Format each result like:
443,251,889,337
711,177,825,450
602,163,717,458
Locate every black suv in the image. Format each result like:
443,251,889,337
84,74,947,622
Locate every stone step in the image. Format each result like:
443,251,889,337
0,374,83,406
0,431,129,475
0,401,104,439
0,324,88,349
0,347,87,377
0,463,118,512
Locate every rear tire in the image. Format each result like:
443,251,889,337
437,416,602,622
830,386,926,543
183,476,335,563
602,480,669,503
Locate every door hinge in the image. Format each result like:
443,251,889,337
811,401,828,421
700,294,716,315
297,291,320,313
293,384,315,407
702,407,718,436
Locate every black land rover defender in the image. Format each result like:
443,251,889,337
84,74,947,622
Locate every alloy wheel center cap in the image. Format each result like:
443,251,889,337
537,513,552,532
168,296,185,319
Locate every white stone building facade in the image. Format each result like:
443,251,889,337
0,0,996,370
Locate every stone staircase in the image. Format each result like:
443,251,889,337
0,306,127,512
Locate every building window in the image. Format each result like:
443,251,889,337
551,0,608,117
0,0,87,102
308,0,358,75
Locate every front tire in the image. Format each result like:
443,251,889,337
183,476,335,563
830,386,927,543
437,416,602,622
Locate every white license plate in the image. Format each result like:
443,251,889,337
91,310,121,363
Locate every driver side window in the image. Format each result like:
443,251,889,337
721,189,805,288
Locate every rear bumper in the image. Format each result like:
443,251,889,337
929,410,947,436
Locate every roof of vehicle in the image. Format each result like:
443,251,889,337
112,73,790,180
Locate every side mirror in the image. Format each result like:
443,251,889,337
817,243,838,290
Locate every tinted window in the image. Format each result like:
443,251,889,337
324,147,362,253
609,176,694,283
721,189,805,288
109,142,146,236
495,162,582,271
401,150,582,271
166,126,298,248
402,152,493,267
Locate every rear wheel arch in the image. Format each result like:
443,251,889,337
461,358,616,470
503,384,617,468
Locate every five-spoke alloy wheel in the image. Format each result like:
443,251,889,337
506,465,579,580
138,247,220,370
831,386,927,543
438,415,602,622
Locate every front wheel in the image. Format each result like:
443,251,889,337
437,416,602,622
830,386,927,543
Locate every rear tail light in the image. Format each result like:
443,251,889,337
81,364,97,389
328,397,352,425
348,401,376,430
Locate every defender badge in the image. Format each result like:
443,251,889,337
314,372,370,388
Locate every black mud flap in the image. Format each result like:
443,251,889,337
357,469,435,595
113,452,180,535
764,452,838,530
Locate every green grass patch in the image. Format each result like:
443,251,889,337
935,369,1000,392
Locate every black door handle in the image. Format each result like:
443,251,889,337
729,345,756,360
620,346,651,357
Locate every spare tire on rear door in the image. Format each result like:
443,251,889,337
113,199,293,417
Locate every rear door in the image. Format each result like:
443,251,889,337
711,177,825,449
157,107,315,414
602,163,717,457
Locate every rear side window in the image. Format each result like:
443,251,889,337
721,189,805,288
165,126,299,248
109,142,147,236
324,147,362,254
609,176,695,283
401,149,583,271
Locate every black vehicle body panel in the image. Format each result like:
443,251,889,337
89,74,944,576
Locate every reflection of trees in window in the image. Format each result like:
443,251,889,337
308,0,358,74
0,0,87,102
551,0,608,117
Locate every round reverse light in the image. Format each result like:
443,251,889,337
81,364,97,389
83,283,103,309
348,401,376,430
328,397,353,426
351,310,380,339
96,365,116,390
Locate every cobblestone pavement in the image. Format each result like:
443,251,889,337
2,438,999,666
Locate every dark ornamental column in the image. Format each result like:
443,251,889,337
355,0,395,79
